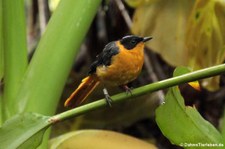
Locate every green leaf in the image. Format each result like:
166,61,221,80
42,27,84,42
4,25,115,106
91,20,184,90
0,0,2,125
0,0,3,81
0,94,2,126
173,66,192,77
2,0,28,120
155,87,223,148
13,0,101,117
221,110,225,144
0,113,50,149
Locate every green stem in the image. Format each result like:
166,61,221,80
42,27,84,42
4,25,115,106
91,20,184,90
0,0,3,126
0,0,3,81
2,0,28,120
51,63,225,122
221,109,225,144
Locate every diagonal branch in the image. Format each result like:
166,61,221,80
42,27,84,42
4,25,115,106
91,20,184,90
50,63,225,122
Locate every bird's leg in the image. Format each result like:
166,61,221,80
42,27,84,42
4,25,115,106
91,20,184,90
120,85,133,95
103,88,113,107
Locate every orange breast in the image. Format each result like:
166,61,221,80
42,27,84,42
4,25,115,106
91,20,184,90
96,41,145,86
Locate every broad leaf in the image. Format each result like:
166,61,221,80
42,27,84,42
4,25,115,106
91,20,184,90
49,130,157,149
173,66,192,77
155,87,223,148
0,113,50,149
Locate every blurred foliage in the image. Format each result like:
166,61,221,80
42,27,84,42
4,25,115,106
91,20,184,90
221,110,225,142
132,0,194,66
131,0,225,91
125,0,152,8
1,0,101,148
0,0,3,81
49,130,158,149
186,0,225,91
2,0,28,120
48,0,60,11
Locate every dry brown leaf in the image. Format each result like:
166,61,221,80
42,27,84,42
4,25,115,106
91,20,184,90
131,0,225,91
132,0,195,66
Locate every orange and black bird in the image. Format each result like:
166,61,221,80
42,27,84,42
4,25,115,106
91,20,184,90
64,35,152,107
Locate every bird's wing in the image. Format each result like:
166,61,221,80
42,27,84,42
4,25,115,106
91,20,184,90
88,41,119,74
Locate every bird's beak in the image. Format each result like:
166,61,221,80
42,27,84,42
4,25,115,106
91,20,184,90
143,37,153,42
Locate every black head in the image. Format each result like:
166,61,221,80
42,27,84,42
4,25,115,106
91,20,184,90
120,35,152,50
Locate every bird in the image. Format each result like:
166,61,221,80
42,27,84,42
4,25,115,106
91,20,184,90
64,35,152,107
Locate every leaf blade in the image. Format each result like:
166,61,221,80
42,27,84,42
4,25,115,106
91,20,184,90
2,0,28,120
0,113,50,149
155,87,223,148
14,0,101,116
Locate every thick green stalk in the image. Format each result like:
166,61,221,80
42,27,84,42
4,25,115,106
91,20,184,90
15,0,101,116
0,0,3,126
0,96,1,127
51,64,225,122
0,0,3,81
2,0,28,120
221,109,225,144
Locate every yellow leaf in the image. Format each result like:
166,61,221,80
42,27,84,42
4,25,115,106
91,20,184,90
186,0,225,91
188,81,201,91
50,130,158,149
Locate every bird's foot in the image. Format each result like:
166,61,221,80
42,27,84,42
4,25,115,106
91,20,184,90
120,85,133,95
103,88,113,107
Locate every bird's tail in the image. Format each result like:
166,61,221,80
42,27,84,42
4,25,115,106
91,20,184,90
64,75,100,107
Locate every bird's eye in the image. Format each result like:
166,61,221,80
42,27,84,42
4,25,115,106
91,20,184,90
131,39,136,44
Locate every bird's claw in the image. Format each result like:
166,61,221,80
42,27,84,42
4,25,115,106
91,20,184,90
105,94,113,107
103,88,113,107
120,85,133,95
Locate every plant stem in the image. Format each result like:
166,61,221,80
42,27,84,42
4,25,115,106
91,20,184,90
221,109,225,144
0,0,3,81
0,0,3,126
2,0,28,120
51,63,225,122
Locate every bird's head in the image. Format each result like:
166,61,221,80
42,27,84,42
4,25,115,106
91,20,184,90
120,35,152,50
